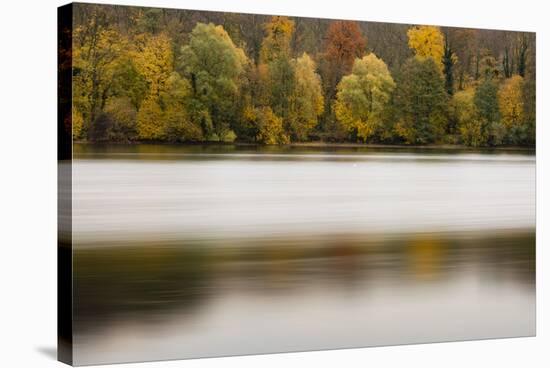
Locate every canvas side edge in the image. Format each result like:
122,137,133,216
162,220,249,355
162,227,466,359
58,3,74,366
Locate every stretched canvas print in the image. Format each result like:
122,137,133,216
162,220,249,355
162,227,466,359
58,2,536,366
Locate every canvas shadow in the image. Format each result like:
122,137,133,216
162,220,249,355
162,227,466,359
36,346,56,360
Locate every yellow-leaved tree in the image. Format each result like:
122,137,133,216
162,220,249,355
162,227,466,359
244,106,289,144
498,75,525,129
407,25,445,71
334,53,395,141
136,97,165,140
257,16,296,133
132,33,174,97
450,88,487,147
132,33,174,140
259,16,295,64
289,53,324,141
72,109,84,140
73,18,126,135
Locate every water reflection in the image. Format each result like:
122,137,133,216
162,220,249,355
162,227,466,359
72,144,535,365
74,231,535,364
74,142,535,158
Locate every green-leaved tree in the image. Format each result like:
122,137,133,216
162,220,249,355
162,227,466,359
334,54,395,141
394,57,448,144
179,23,249,141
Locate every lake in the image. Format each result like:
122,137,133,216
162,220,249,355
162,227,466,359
71,144,535,365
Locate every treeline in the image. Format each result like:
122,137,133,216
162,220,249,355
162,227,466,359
72,4,536,147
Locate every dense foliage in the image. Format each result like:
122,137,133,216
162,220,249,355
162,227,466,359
72,4,536,146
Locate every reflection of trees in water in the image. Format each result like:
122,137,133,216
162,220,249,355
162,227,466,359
407,236,446,280
74,246,215,331
74,231,534,333
73,142,536,162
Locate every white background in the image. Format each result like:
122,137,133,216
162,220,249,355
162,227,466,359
0,0,547,366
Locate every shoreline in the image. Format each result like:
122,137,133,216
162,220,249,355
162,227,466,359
73,140,536,153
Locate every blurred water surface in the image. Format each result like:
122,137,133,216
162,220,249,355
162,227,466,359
72,144,535,365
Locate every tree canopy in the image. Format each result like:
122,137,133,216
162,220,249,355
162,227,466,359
71,4,536,147
334,54,395,141
394,57,448,144
407,26,445,70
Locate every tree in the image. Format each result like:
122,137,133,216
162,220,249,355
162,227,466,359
259,16,295,64
499,76,525,138
516,34,529,77
129,32,175,140
394,57,448,144
334,54,395,141
407,25,445,71
109,59,149,110
136,8,164,33
266,56,295,130
73,109,84,140
104,96,138,141
233,63,271,141
179,23,249,140
522,57,536,146
320,21,367,133
322,21,367,81
478,53,500,80
131,33,173,98
446,28,478,90
161,73,203,142
450,89,486,146
474,78,502,145
288,53,324,140
73,13,125,135
257,17,297,135
503,45,513,79
70,4,536,147
474,79,499,124
362,22,411,72
244,106,289,144
442,34,456,95
502,32,532,78
136,96,165,140
293,18,326,57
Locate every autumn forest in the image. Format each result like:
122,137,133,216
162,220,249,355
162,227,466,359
70,4,536,147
